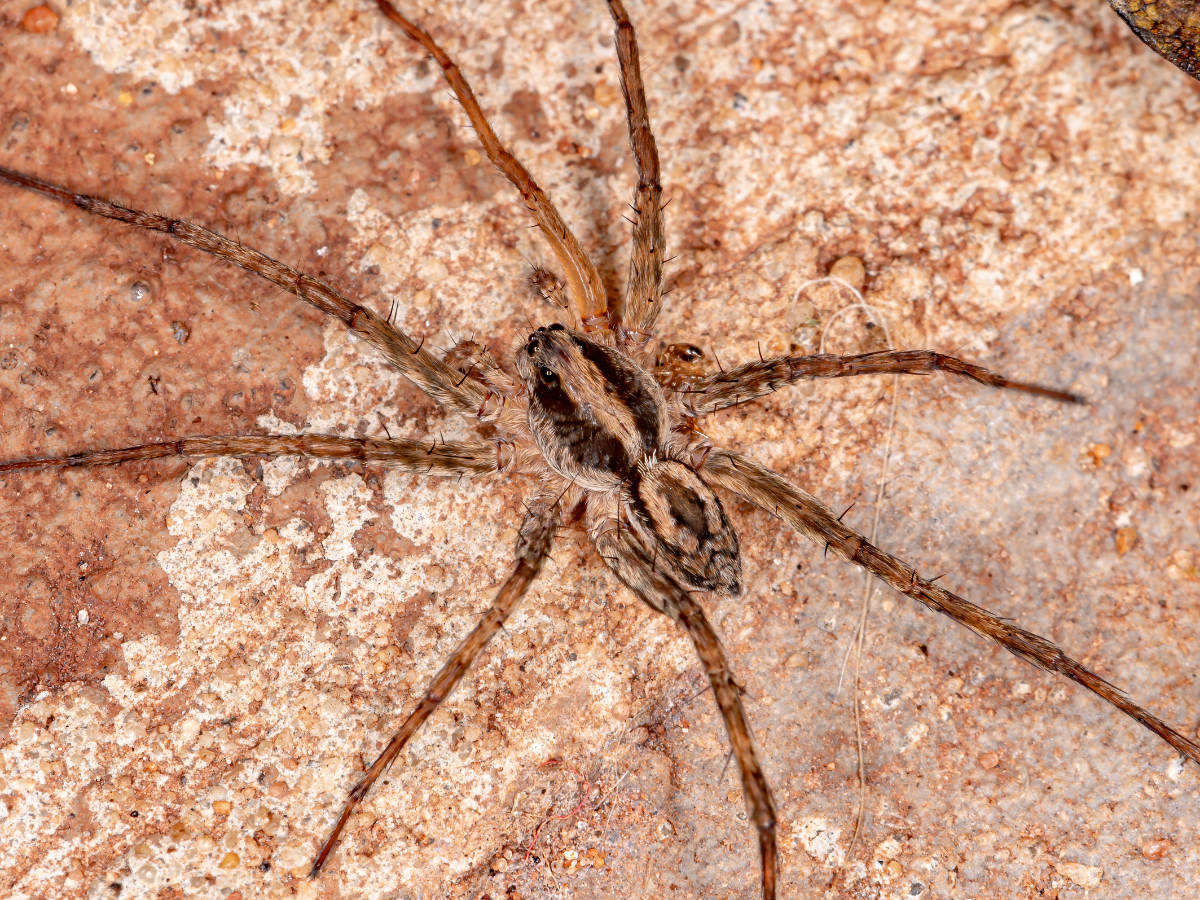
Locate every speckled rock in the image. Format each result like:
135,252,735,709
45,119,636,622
0,1,1198,899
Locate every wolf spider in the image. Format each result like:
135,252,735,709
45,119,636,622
1,1,1198,897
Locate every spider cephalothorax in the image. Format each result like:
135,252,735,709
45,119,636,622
2,2,1199,898
519,323,669,488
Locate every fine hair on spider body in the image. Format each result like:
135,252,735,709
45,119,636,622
2,2,1199,898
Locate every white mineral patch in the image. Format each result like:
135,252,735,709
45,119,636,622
345,189,532,341
798,816,845,867
59,0,638,198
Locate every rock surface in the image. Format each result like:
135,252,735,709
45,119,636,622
0,0,1198,898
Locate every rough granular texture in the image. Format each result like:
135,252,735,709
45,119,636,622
0,1,1198,898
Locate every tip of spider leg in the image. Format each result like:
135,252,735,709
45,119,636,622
1043,389,1087,405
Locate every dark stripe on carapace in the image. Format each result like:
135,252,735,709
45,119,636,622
533,376,632,473
572,338,662,458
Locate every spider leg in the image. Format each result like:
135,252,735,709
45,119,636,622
311,492,563,876
594,525,777,900
0,167,495,423
374,0,608,329
0,434,515,477
700,448,1200,765
679,349,1083,415
605,0,665,348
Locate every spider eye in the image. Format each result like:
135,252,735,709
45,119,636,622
547,323,565,332
539,366,558,383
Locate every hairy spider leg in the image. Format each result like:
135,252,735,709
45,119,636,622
312,495,565,875
0,435,508,477
376,0,609,328
701,448,1200,764
0,167,502,425
606,0,666,348
595,526,778,900
682,348,1083,416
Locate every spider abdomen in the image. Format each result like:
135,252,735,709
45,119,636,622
627,459,741,596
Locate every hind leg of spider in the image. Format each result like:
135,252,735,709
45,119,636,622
700,448,1200,765
594,525,777,900
605,0,666,346
678,348,1083,415
0,434,508,477
310,495,563,875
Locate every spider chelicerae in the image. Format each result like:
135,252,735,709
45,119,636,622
2,1,1199,898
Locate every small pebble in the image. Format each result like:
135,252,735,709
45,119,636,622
829,256,866,291
212,800,232,815
376,644,400,662
22,5,58,32
218,852,240,870
1141,838,1172,860
1115,527,1137,555
593,81,620,106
